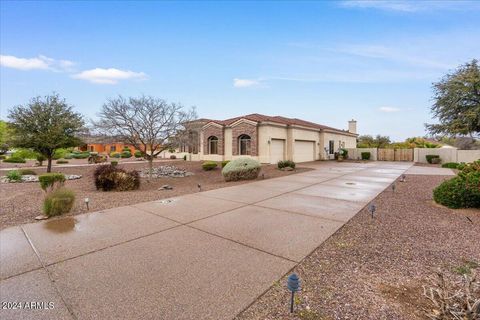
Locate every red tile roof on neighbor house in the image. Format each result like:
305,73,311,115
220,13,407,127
204,113,355,135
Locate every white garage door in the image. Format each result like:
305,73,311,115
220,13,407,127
270,139,285,164
294,140,315,163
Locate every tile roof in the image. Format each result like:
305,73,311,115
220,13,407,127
205,113,354,134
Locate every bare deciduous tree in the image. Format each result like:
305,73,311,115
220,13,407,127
93,95,197,178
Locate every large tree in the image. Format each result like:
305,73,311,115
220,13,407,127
357,134,391,148
8,94,85,172
94,95,197,178
426,59,480,138
0,120,12,155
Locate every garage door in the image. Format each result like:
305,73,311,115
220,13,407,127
270,139,285,164
294,140,315,163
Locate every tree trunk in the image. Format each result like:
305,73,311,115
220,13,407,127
47,157,52,173
148,157,153,181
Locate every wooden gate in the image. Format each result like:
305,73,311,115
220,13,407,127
377,149,413,161
394,149,413,161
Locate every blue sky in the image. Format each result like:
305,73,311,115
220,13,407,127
1,1,479,141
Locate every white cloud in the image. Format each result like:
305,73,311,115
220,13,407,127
339,0,480,12
233,78,262,88
1,55,50,70
0,54,75,72
72,68,148,84
379,106,401,112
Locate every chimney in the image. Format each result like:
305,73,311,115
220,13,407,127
348,119,357,134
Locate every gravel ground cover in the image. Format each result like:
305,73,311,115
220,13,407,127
0,160,310,230
236,174,480,320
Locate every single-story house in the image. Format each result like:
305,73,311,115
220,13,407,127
194,114,358,163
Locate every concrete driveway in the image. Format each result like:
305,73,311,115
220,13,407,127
1,161,412,320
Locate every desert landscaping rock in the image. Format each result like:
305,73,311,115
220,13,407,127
1,174,82,183
139,165,194,178
158,184,173,190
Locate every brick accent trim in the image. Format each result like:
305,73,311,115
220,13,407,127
203,125,224,155
232,122,258,156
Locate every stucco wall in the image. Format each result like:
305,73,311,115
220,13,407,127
458,150,480,163
414,148,457,163
258,124,288,163
346,148,378,160
321,132,356,160
414,148,480,163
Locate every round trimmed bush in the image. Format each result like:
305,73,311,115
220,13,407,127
222,158,261,182
43,188,75,217
361,152,371,160
39,173,66,192
18,169,37,175
426,154,440,164
433,171,480,209
202,161,218,171
110,152,121,158
134,151,143,158
3,157,26,163
277,160,295,170
121,151,132,158
441,162,459,169
170,155,177,159
221,160,230,168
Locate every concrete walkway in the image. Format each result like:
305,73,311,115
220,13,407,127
1,161,413,320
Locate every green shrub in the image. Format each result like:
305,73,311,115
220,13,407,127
426,154,440,164
0,155,6,160
43,188,75,217
94,164,140,191
3,157,26,163
111,160,118,166
39,173,66,192
222,158,261,182
442,162,459,169
202,161,218,171
457,163,466,170
71,152,90,159
110,152,121,158
134,151,143,158
6,170,22,181
53,148,71,159
221,160,230,168
183,155,187,161
277,160,296,169
56,160,69,164
36,154,46,165
64,153,74,159
433,172,480,209
18,169,37,175
338,148,348,159
120,151,132,158
361,152,371,160
458,160,480,179
12,148,38,159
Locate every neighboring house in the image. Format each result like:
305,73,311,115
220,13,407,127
78,135,138,154
194,113,358,163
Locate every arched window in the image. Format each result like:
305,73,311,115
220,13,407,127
238,134,251,155
208,136,218,154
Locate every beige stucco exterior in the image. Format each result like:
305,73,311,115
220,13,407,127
197,115,357,164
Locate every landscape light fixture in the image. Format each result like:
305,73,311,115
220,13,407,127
391,183,396,193
368,202,376,219
84,197,90,211
400,174,406,182
287,273,301,313
197,184,201,192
